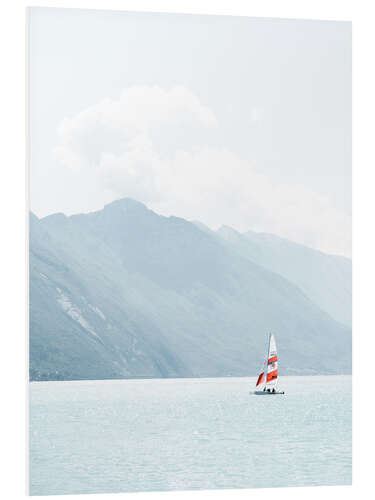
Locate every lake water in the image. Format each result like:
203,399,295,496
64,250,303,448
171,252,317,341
29,376,351,495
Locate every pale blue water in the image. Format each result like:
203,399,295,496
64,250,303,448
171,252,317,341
29,376,351,495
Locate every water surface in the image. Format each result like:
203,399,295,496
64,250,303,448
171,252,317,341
29,376,351,495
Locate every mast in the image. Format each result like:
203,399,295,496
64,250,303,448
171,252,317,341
264,333,270,389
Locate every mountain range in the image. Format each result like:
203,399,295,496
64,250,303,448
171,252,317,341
29,197,351,381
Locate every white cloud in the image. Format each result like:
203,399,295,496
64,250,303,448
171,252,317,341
55,85,216,170
151,148,351,257
54,86,351,257
99,146,164,203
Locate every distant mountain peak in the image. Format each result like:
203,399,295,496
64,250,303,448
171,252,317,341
104,197,149,212
217,225,241,239
218,224,238,233
41,212,68,224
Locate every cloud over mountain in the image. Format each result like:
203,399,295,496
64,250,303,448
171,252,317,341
54,86,351,257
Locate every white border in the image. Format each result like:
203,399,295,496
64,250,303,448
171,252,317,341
1,1,374,499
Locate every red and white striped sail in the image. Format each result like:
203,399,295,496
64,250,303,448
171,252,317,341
255,333,278,389
265,334,278,388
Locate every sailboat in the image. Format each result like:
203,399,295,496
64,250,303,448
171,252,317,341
254,333,285,395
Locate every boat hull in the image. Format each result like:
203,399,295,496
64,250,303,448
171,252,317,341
253,390,285,395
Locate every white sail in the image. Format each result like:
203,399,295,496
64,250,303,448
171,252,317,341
265,334,278,389
255,333,278,390
254,333,283,394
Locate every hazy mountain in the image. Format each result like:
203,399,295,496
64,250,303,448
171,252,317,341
29,198,351,381
217,225,351,327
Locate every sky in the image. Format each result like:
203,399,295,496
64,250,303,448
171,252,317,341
28,8,351,257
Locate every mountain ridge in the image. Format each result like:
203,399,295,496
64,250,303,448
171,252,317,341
216,224,351,327
29,197,351,381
